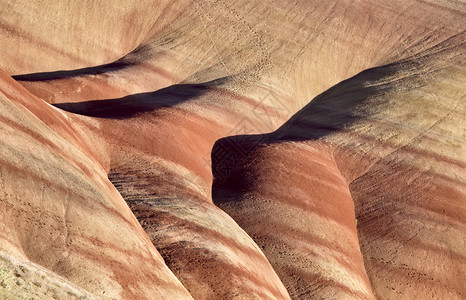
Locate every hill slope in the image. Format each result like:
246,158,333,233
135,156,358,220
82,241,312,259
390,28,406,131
0,0,465,299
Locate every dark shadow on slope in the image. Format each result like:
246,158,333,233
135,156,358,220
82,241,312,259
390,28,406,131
210,32,465,189
211,64,395,189
12,61,132,81
53,83,211,119
12,42,164,81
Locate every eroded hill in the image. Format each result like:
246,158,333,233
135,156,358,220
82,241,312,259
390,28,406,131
0,1,465,299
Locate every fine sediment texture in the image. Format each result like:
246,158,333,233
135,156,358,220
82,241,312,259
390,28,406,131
214,35,466,298
0,1,465,299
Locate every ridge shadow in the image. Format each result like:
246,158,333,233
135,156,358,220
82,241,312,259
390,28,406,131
53,83,211,119
210,65,392,190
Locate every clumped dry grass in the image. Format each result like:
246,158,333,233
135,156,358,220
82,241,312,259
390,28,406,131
0,252,99,300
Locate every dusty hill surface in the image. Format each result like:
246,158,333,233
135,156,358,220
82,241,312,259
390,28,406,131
0,0,465,299
0,69,192,299
213,35,466,298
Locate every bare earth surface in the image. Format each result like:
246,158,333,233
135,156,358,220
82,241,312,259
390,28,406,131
0,1,465,299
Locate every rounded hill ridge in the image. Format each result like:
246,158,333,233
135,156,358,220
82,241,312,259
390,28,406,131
0,1,465,299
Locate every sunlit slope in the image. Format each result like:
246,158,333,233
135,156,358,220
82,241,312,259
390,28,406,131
0,0,464,299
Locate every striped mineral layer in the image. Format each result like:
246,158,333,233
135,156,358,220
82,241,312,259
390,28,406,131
0,1,465,299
